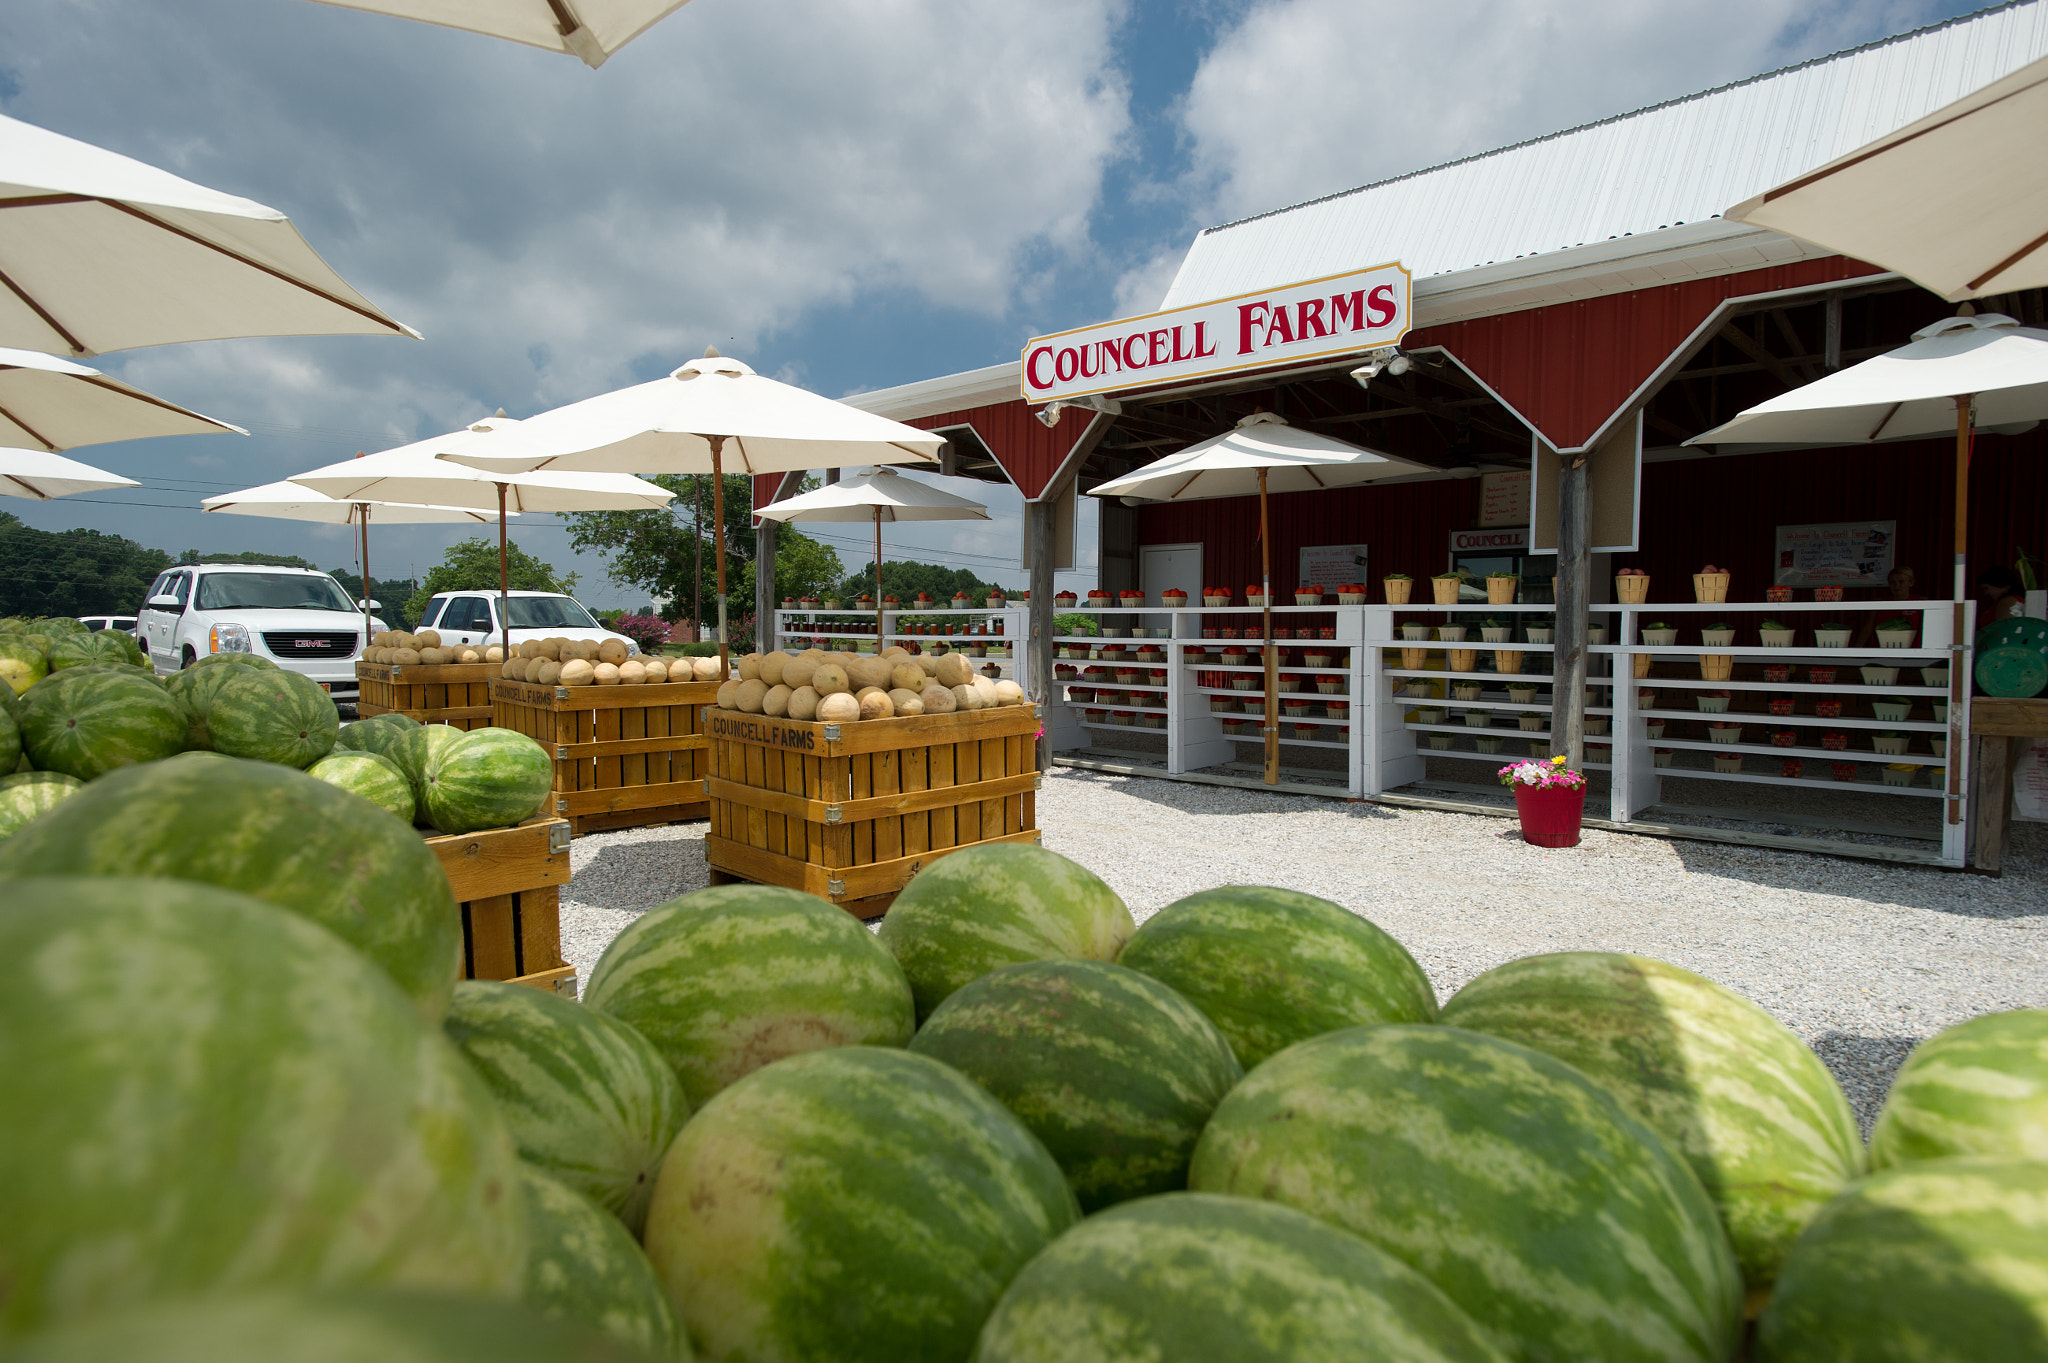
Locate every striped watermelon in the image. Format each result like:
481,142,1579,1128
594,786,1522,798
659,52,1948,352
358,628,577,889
1118,885,1439,1068
1441,952,1863,1289
1757,1158,2048,1362
0,702,16,775
1190,1025,1743,1363
423,727,553,834
0,753,462,1018
0,1289,662,1363
164,658,264,749
518,1164,684,1358
190,650,280,670
0,636,47,696
307,751,417,823
908,960,1242,1211
876,842,1135,1022
0,878,528,1340
444,979,689,1236
46,631,138,672
643,1046,1077,1363
0,771,83,839
975,1192,1508,1363
207,667,339,768
390,722,465,822
586,884,915,1108
18,666,185,779
340,711,420,755
1870,1008,2048,1168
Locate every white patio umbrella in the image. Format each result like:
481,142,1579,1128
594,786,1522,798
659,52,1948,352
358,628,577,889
202,480,510,643
1688,309,2048,830
1727,54,2048,303
303,0,695,68
0,447,139,500
0,112,418,356
754,465,991,649
291,416,674,655
437,351,946,672
1089,413,1432,785
0,345,243,450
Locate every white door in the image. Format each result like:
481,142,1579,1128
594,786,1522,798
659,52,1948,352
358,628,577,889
1140,543,1202,602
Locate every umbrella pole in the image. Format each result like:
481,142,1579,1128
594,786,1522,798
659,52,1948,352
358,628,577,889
498,483,511,661
874,507,884,655
1947,394,1973,828
711,436,730,678
1260,468,1277,786
359,503,372,648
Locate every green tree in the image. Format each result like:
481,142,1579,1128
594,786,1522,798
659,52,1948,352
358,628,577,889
404,538,576,625
558,473,762,626
837,560,1021,604
327,569,419,620
0,511,173,617
178,549,316,569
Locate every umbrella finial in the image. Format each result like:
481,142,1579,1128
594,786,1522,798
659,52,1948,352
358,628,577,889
704,345,721,359
494,408,508,418
1957,302,1977,317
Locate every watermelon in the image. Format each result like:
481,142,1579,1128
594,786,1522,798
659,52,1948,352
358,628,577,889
207,667,339,768
0,752,462,1018
0,635,48,695
0,702,16,775
644,1046,1077,1363
391,722,466,821
0,1289,662,1363
190,649,279,670
424,727,553,834
908,960,1242,1211
1118,885,1439,1068
519,1164,684,1358
340,711,419,755
975,1192,1508,1363
1190,1025,1743,1363
0,878,527,1339
307,750,417,823
17,665,186,779
1870,1008,2048,1168
445,979,689,1236
1441,952,1863,1289
30,615,86,635
0,771,84,838
586,884,915,1108
876,842,1136,1021
1757,1158,2048,1362
94,628,146,666
163,657,263,749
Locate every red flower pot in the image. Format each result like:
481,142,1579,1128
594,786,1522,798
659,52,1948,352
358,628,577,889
1513,783,1585,849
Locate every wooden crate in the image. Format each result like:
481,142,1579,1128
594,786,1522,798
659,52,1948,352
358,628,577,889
428,815,576,994
356,661,495,729
705,704,1042,920
491,678,718,836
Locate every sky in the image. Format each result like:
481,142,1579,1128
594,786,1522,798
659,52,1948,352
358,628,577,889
0,0,1991,608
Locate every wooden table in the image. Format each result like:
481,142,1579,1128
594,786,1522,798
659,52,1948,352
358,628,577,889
1971,698,2048,874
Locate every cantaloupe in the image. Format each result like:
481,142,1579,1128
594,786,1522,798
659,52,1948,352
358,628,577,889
560,659,595,687
788,686,821,721
889,688,925,716
817,692,860,724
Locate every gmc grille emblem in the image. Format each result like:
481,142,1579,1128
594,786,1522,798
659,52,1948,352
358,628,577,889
294,639,324,649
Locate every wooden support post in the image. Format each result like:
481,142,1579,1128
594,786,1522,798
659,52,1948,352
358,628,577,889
755,513,777,656
1971,735,2013,874
1028,497,1056,773
1552,446,1590,768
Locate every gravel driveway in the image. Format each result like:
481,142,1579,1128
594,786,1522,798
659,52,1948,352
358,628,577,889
561,768,2048,1132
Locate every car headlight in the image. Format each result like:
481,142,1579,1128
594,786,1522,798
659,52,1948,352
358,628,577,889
624,638,640,656
210,623,251,654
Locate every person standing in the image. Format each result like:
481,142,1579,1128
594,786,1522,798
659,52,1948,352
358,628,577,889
1852,565,1921,648
1976,566,2028,626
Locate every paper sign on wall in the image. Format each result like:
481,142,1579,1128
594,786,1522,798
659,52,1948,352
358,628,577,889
2016,740,2047,824
1773,520,1896,587
1299,544,1369,587
1479,471,1530,528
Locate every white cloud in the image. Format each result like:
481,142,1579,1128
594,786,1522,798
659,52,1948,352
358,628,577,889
1171,0,1926,227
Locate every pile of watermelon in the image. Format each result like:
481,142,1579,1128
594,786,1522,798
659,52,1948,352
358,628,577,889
4,834,2045,1362
0,615,552,842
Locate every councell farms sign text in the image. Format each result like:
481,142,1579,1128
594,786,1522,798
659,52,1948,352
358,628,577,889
1021,263,1410,404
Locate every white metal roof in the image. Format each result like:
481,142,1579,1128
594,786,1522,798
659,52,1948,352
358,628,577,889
1162,1,2048,315
839,361,1018,421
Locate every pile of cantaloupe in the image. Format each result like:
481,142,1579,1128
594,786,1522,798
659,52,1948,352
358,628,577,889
712,646,1024,722
498,637,728,687
363,629,497,665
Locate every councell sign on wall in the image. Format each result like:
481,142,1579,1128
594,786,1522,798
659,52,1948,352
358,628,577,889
1021,263,1410,405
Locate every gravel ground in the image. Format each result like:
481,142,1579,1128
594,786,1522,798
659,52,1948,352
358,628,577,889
560,769,2048,1133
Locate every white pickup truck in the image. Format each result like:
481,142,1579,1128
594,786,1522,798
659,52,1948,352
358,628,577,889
138,563,385,700
414,589,642,657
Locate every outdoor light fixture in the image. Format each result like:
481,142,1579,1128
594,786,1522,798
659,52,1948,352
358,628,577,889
1350,347,1410,388
1035,402,1067,429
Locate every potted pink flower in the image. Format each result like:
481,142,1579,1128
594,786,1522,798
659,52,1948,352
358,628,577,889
1498,755,1587,847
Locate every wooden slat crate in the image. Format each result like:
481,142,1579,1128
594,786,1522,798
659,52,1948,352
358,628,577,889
357,661,495,729
491,677,718,836
428,815,576,994
704,704,1042,920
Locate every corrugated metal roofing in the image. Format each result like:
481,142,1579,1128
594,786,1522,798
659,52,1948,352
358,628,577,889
1162,1,2048,310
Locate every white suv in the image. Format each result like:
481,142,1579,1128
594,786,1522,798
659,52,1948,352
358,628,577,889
139,564,386,700
416,590,641,656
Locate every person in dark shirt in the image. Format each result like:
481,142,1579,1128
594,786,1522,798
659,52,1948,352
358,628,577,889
1976,565,2028,625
